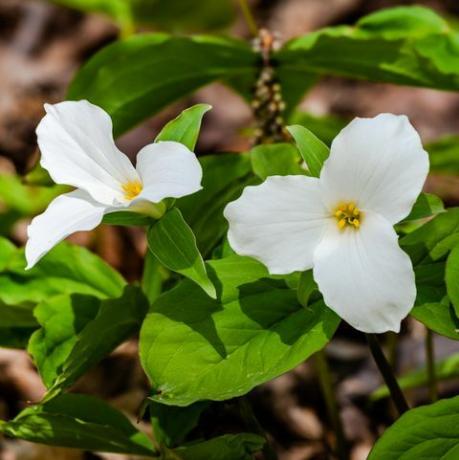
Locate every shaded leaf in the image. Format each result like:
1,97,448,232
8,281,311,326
140,255,339,406
148,209,216,298
68,34,257,135
2,393,156,457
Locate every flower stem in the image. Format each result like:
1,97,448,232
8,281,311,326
315,349,348,460
425,328,438,402
237,0,259,37
366,333,409,415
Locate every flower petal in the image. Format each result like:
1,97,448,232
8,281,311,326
36,100,139,206
25,190,108,269
224,176,330,275
320,114,429,224
313,211,416,333
134,141,202,203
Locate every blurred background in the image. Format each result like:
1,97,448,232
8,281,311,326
1,0,459,459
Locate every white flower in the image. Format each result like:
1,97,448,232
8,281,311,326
25,100,202,269
224,114,429,333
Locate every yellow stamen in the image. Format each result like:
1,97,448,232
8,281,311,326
333,202,362,230
122,180,143,201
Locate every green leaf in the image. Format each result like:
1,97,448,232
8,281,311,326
250,143,305,180
68,34,257,135
174,433,264,460
276,7,459,92
0,295,38,348
51,0,235,33
288,111,347,146
148,208,216,298
151,400,208,447
373,352,459,400
287,125,329,177
142,251,166,305
0,174,65,216
43,286,148,396
408,261,459,340
402,193,444,222
401,208,459,264
297,270,317,308
28,294,100,388
140,255,339,406
447,244,459,316
177,153,252,257
2,393,156,456
368,396,459,459
155,104,212,150
102,210,154,226
427,135,459,175
0,241,126,307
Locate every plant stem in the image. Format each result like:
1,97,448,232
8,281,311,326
366,334,409,416
238,398,278,460
237,0,259,37
315,350,348,460
425,328,438,402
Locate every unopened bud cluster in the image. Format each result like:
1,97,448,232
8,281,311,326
251,30,288,145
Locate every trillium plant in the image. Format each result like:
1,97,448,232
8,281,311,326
2,2,459,460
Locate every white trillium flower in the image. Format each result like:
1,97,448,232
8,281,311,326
224,114,429,333
25,100,203,269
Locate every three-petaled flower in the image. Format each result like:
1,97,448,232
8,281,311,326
25,100,203,269
224,114,429,333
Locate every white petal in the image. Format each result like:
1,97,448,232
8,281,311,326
313,211,416,333
224,176,330,275
36,100,139,206
25,190,108,269
320,114,429,224
133,141,202,203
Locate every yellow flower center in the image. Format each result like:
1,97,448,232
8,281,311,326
334,202,362,230
122,180,143,201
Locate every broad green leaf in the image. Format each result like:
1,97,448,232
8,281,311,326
0,174,65,216
373,352,459,400
0,292,38,348
148,208,216,298
174,433,264,460
447,244,459,316
427,135,459,175
368,396,459,459
2,393,156,456
68,34,257,135
151,401,209,447
401,208,459,264
402,193,444,222
28,294,100,388
155,104,211,150
0,241,126,307
177,153,253,257
276,7,459,93
288,111,347,146
408,262,459,339
51,0,235,33
45,286,148,397
287,125,329,177
250,143,305,180
140,255,339,406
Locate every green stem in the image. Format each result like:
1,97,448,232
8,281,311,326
238,398,278,460
237,0,259,37
425,328,438,402
366,334,409,416
315,350,348,460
